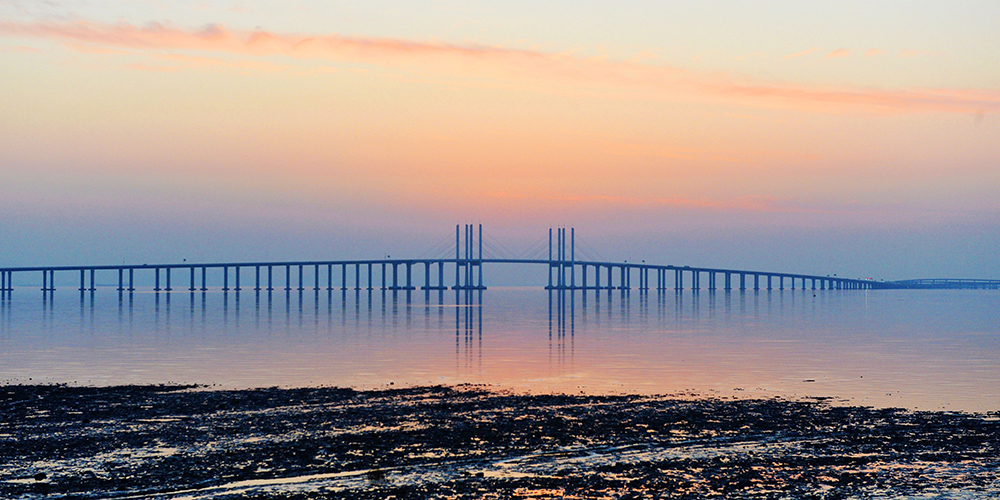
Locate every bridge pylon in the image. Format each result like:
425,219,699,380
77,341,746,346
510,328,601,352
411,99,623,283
452,224,486,290
545,227,578,290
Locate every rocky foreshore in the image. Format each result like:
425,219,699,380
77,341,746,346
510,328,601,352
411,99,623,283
2,384,999,499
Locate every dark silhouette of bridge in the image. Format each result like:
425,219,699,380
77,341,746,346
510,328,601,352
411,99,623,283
1,225,997,298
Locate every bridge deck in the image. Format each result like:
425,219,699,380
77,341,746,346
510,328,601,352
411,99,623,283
1,224,995,293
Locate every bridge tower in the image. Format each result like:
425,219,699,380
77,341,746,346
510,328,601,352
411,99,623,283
546,227,575,290
453,224,486,290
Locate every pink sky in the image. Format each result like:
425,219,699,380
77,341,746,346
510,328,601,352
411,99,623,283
1,3,998,279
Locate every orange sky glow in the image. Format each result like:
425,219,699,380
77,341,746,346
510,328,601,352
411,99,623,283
1,3,998,279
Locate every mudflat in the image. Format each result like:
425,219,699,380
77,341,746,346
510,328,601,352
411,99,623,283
2,384,998,499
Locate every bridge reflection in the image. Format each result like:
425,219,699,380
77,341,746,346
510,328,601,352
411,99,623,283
22,285,879,381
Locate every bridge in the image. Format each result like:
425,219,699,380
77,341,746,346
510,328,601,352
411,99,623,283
0,225,997,297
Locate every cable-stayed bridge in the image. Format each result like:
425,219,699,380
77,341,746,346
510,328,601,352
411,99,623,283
1,225,997,297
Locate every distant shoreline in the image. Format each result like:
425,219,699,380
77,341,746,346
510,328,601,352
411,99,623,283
3,384,999,498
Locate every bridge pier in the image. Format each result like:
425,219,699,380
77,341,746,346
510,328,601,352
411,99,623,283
200,267,207,291
223,267,229,291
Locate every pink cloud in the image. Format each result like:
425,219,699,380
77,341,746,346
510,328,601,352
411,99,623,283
782,47,816,59
899,49,943,58
1,20,996,115
825,49,849,59
0,44,39,53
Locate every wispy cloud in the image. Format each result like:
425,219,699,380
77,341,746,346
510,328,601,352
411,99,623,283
1,20,997,114
899,49,943,58
0,44,39,53
864,49,881,57
825,48,849,59
783,47,817,59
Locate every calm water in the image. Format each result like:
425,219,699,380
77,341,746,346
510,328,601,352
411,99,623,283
1,287,998,412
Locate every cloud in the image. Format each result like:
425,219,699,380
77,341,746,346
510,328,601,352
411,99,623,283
864,49,881,57
825,49,849,59
899,49,943,58
1,20,997,115
783,47,816,59
0,44,39,53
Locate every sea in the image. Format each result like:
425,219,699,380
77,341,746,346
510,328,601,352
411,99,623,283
1,286,998,413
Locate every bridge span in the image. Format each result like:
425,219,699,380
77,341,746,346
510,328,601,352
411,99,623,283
0,225,996,296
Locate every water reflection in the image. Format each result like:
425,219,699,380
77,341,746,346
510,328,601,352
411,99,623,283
0,287,998,412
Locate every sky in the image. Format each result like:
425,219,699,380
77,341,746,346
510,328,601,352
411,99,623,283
1,1,998,281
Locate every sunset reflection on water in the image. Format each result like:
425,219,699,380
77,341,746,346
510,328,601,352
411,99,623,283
0,287,997,412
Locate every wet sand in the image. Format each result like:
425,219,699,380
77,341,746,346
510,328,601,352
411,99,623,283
2,384,998,499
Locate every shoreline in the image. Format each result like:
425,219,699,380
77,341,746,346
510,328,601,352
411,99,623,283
3,384,999,498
